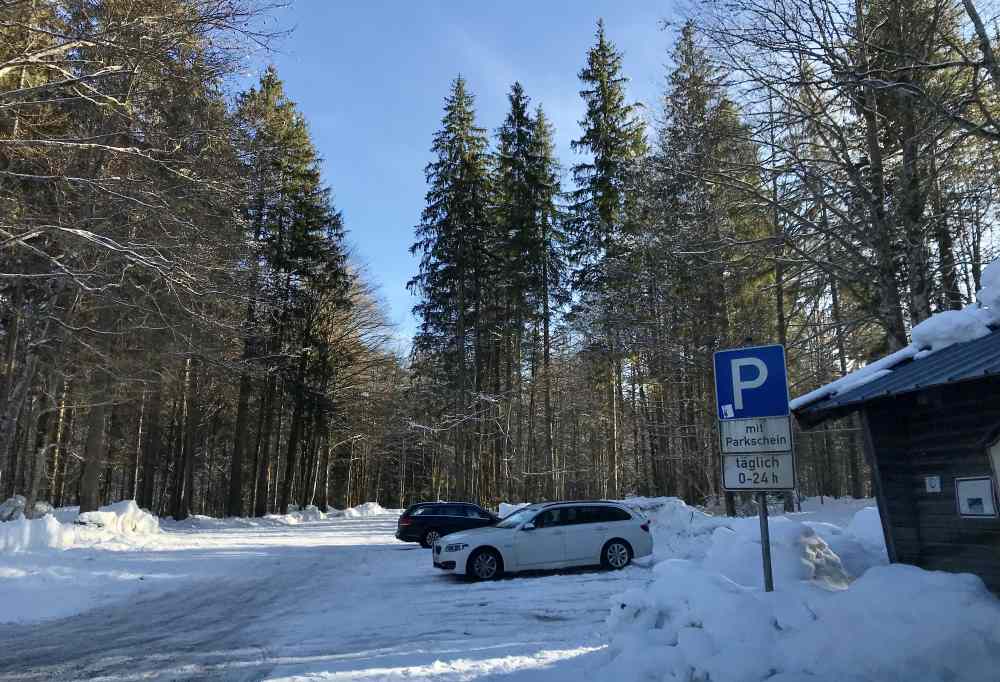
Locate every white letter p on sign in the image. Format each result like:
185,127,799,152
731,358,767,411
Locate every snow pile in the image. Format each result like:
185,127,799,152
290,505,327,522
978,259,1000,308
601,499,999,681
640,497,731,563
706,517,850,590
799,506,888,576
911,307,992,352
619,496,673,513
498,502,529,517
801,521,887,579
844,505,883,548
606,562,1000,682
344,502,396,518
0,495,57,521
0,514,75,552
640,496,891,582
77,500,160,536
1,500,160,553
259,505,344,525
791,259,1000,410
0,495,26,521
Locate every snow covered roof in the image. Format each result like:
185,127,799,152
793,326,1000,426
792,261,1000,425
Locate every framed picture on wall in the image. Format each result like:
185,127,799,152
991,441,1000,487
955,476,998,518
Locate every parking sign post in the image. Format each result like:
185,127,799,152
757,492,774,592
713,344,794,593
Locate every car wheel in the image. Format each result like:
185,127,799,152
421,529,441,549
602,539,632,570
468,548,503,580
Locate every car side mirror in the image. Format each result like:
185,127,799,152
522,522,536,531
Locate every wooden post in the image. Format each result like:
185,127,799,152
860,408,898,563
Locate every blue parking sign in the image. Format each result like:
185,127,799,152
713,345,790,420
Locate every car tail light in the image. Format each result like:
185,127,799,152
640,522,650,533
399,517,412,526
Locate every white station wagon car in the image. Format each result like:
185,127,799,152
432,501,652,580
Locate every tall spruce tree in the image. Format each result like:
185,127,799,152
652,22,767,513
494,85,566,498
569,20,647,498
408,76,493,498
526,106,566,497
232,67,351,516
496,82,536,347
570,19,647,295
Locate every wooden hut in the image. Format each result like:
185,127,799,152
793,330,1000,592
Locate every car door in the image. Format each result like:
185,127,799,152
562,505,606,563
593,506,636,557
417,505,445,536
514,507,567,568
439,505,466,535
464,505,495,529
454,505,481,532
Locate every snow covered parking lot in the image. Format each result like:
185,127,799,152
0,506,647,681
1,497,999,681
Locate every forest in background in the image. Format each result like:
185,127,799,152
3,0,1000,519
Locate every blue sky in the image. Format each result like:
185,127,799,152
263,2,675,346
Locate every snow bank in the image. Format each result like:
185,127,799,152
638,497,731,563
844,505,882,545
640,496,889,581
601,498,998,681
78,500,160,535
706,517,849,589
606,561,1000,682
0,495,56,521
0,500,159,553
344,502,397,518
498,502,529,517
169,503,401,529
260,505,338,525
0,515,75,552
619,496,673,513
0,495,26,521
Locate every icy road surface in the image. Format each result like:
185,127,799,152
0,513,648,681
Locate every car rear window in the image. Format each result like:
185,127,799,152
603,506,632,521
569,506,600,524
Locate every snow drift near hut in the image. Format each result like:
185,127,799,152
601,497,1000,682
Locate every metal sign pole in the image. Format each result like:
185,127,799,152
758,492,774,592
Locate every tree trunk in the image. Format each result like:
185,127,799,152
278,360,307,514
79,388,110,514
228,370,252,517
138,379,162,510
253,375,276,517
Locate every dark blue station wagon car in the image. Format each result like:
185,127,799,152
395,502,499,548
